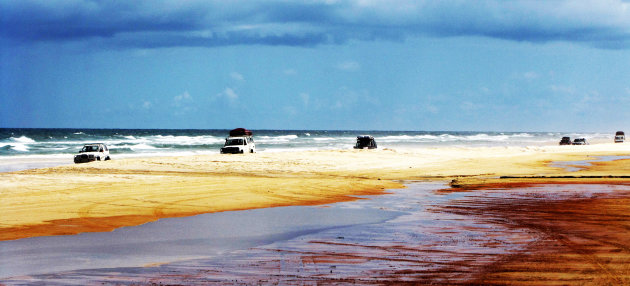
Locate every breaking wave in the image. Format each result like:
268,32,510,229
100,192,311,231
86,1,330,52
0,128,616,160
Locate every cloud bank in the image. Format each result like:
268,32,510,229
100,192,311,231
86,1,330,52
2,0,630,49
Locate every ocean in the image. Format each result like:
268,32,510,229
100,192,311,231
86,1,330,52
0,128,616,172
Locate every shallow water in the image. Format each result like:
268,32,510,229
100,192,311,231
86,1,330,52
2,182,629,284
0,157,73,172
0,204,402,277
550,155,630,172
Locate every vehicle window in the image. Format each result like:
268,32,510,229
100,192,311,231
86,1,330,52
227,139,244,145
83,145,98,152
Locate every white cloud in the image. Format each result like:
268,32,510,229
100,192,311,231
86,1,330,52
283,68,297,75
330,86,376,109
575,90,601,109
523,71,539,80
230,72,244,81
223,87,238,100
283,106,298,115
425,103,439,114
172,91,197,114
174,91,192,102
336,61,360,71
215,87,239,105
461,101,482,111
550,85,576,94
300,92,310,107
142,101,152,109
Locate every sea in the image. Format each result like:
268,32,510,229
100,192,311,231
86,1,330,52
0,128,616,172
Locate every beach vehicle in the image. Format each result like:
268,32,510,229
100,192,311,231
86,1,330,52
559,137,572,145
220,128,256,154
74,143,110,163
572,138,588,145
354,135,377,149
615,131,625,143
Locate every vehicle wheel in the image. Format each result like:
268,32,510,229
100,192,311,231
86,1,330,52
105,156,110,161
250,149,254,153
97,156,101,161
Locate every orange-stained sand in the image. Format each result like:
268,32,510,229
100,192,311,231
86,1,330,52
1,145,630,241
447,187,630,285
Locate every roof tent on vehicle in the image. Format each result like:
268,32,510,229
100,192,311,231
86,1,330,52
616,131,625,136
229,128,253,137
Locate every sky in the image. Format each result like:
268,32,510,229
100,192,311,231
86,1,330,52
1,0,630,132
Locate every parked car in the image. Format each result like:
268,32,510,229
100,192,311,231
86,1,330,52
220,128,256,154
354,135,377,149
572,138,588,145
615,131,625,143
559,137,572,145
74,143,110,163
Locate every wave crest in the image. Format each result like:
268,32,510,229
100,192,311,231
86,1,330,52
10,136,36,143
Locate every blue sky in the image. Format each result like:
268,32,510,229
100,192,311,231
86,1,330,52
1,0,630,131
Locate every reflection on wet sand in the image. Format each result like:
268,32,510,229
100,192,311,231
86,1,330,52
5,182,629,285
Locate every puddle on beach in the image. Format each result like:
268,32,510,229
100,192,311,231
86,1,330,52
550,155,630,172
2,182,630,285
0,202,403,278
0,157,73,173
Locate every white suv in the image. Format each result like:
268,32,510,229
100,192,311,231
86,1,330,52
220,136,256,154
74,143,111,163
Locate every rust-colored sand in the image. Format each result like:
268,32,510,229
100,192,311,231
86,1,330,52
446,187,630,285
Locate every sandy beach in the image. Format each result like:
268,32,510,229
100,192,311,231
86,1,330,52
2,143,629,241
2,144,630,284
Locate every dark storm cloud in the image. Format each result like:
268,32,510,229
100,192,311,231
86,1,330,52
2,0,630,49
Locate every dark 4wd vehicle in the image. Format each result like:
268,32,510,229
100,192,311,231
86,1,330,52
615,131,625,143
354,135,377,149
559,137,571,145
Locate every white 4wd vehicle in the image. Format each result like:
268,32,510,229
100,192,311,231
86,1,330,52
220,128,256,154
220,136,256,154
74,143,111,163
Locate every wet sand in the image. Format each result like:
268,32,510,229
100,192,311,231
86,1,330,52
452,185,630,285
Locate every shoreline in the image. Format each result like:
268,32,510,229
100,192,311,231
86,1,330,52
1,144,630,241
